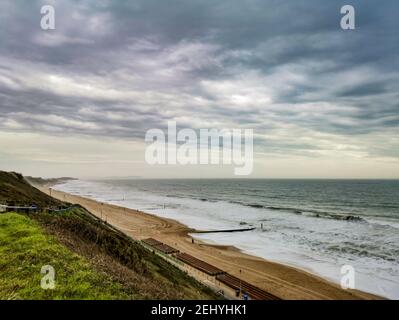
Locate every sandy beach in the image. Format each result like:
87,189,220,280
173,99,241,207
42,186,382,300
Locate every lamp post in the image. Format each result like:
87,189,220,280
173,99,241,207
239,269,242,298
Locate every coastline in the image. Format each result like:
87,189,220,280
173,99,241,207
41,186,382,300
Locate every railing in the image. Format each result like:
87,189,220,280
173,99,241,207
0,204,40,214
0,204,78,214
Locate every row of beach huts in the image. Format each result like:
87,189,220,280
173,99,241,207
141,237,280,300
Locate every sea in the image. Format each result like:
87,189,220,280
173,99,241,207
54,179,399,299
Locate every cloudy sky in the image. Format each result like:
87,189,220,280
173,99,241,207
0,0,398,178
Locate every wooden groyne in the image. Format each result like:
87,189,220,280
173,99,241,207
193,227,256,234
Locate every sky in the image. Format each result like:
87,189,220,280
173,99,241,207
0,0,398,179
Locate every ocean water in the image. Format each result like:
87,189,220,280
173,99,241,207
54,179,399,299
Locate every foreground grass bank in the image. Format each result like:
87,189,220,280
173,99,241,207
0,212,131,299
0,170,218,300
0,211,217,299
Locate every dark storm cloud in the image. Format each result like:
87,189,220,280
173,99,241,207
338,82,387,97
0,0,398,158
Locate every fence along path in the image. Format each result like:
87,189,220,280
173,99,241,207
1,203,79,214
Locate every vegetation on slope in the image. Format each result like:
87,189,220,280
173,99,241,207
32,206,217,299
0,171,63,208
0,171,218,300
0,212,131,299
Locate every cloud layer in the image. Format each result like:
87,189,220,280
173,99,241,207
0,0,398,176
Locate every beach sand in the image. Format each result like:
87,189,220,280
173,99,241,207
42,187,382,300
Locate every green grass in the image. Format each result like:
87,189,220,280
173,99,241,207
0,170,219,300
0,212,131,300
32,207,219,299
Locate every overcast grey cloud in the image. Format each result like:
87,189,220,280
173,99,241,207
0,0,398,177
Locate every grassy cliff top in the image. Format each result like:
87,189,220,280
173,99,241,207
0,171,63,207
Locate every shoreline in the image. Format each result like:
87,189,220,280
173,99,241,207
41,186,382,300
